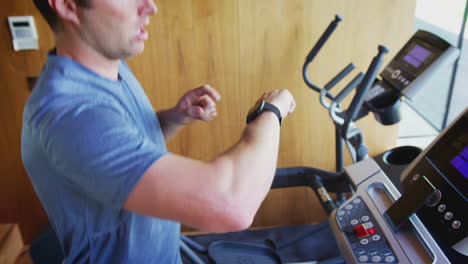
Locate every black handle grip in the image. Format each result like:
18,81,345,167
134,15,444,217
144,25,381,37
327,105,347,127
271,167,342,189
324,63,356,91
342,45,389,136
334,73,364,104
305,14,343,63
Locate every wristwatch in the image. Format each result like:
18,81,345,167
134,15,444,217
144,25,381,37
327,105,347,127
246,100,282,125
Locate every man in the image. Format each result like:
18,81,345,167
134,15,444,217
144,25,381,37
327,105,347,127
22,0,296,263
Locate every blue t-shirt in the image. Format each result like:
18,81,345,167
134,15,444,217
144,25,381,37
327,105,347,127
21,52,181,263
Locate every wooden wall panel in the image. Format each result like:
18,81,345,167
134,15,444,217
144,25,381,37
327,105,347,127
0,0,54,243
1,0,415,242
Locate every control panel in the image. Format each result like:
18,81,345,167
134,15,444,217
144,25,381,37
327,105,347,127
402,158,466,248
363,30,458,126
379,30,459,100
336,197,398,263
398,109,468,262
329,109,467,263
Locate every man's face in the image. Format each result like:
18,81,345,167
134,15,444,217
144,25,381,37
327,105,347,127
76,0,157,60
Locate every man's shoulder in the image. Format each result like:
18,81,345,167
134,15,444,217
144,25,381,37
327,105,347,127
31,55,125,103
23,62,125,131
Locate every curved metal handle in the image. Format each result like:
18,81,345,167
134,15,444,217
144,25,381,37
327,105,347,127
303,14,343,96
328,73,364,125
305,14,343,64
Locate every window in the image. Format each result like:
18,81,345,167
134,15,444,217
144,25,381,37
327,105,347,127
398,0,467,148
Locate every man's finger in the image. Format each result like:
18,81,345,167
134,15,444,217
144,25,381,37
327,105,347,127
188,106,204,118
193,85,221,102
199,95,216,110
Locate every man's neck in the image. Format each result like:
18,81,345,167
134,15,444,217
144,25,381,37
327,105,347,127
55,33,121,81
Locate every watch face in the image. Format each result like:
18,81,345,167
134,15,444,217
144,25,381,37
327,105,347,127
247,100,265,123
248,100,265,116
246,100,282,125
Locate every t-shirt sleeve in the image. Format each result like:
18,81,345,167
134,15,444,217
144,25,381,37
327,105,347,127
41,103,166,209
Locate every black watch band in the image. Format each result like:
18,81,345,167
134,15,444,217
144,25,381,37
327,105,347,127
246,100,282,126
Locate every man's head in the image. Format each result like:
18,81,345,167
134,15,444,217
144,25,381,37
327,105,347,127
33,0,157,60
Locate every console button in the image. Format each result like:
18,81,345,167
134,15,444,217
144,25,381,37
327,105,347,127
384,255,396,263
358,255,369,262
345,204,354,210
371,255,382,262
360,238,370,245
412,173,420,181
354,222,375,238
371,234,381,241
351,219,359,225
425,190,442,207
391,69,401,79
452,220,461,229
361,215,370,222
338,210,346,216
445,212,453,221
353,198,362,204
367,227,377,235
355,225,368,238
437,204,446,213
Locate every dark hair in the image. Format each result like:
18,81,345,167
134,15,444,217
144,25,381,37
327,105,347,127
33,0,91,31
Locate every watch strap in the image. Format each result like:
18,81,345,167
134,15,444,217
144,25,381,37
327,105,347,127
246,100,282,126
262,102,282,125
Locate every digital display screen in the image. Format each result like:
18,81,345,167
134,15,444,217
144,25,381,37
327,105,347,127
403,44,432,68
451,146,468,180
13,21,30,27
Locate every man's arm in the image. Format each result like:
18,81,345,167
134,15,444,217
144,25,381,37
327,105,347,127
124,90,295,233
157,85,221,141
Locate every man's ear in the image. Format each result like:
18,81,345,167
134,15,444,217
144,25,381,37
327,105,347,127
49,0,80,25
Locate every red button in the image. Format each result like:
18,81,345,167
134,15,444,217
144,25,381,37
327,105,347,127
354,224,369,238
367,227,377,235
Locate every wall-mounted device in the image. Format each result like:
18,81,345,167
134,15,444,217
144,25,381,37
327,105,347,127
7,16,39,51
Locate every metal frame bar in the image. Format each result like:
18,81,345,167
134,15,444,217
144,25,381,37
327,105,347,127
442,0,468,128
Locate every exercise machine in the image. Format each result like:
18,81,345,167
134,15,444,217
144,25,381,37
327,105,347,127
184,14,466,264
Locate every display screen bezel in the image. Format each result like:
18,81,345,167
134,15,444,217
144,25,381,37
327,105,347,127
427,113,468,200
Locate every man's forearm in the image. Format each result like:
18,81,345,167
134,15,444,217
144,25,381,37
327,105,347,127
156,109,185,141
125,108,285,232
211,111,281,219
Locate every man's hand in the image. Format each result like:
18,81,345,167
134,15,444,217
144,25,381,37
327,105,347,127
158,85,221,140
172,84,221,125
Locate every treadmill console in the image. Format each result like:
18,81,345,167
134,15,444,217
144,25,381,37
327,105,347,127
329,109,468,263
399,109,468,262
